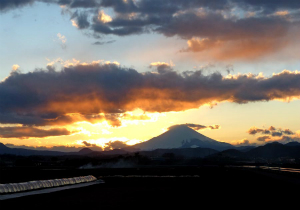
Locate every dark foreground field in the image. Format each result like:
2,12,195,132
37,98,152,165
1,166,300,208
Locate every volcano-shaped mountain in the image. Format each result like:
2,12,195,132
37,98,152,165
133,125,234,151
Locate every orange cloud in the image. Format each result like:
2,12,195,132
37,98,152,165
184,36,291,60
274,11,289,16
1,63,300,127
0,126,71,139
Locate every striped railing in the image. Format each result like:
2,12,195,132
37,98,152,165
0,175,97,194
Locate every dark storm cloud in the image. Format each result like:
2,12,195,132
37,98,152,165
57,0,72,5
132,0,300,15
3,0,298,60
46,0,299,41
71,11,90,29
0,64,300,126
0,0,34,11
236,0,300,13
0,109,120,126
55,0,100,7
37,0,300,14
97,0,300,17
91,0,299,59
70,0,98,8
91,0,297,39
103,0,231,14
100,0,138,13
0,126,71,139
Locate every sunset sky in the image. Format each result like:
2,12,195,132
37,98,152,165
0,0,299,151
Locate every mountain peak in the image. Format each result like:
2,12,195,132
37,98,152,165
166,125,196,134
78,148,94,155
133,124,233,151
168,124,196,131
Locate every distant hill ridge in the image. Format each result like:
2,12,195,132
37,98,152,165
2,133,300,159
0,143,65,156
0,143,128,157
210,142,300,159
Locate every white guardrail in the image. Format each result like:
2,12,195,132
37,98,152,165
0,175,97,194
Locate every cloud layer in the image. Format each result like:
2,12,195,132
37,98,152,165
2,0,299,60
0,126,71,139
168,124,220,131
248,126,295,137
70,0,300,60
247,126,300,144
1,63,299,128
0,0,34,12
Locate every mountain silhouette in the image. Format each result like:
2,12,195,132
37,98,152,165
78,148,94,155
0,143,65,156
0,143,98,156
133,125,234,151
0,142,129,157
235,146,256,152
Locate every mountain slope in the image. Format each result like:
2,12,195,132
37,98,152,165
133,125,234,151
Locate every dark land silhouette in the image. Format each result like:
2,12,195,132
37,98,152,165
2,141,300,169
1,125,300,208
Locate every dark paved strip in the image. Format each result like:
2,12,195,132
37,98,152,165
0,180,104,200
